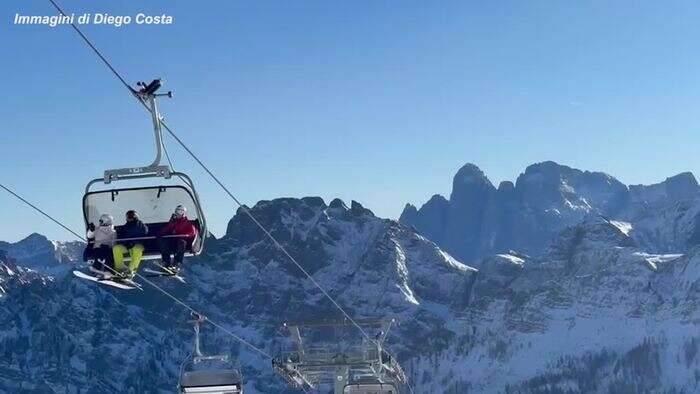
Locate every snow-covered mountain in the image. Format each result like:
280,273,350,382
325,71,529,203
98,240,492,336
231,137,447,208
422,216,700,393
0,198,473,393
2,193,700,393
401,161,700,264
0,233,83,270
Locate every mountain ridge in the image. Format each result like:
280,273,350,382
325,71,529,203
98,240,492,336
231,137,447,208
401,161,700,264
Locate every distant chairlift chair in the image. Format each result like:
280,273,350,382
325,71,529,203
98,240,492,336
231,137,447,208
179,314,244,394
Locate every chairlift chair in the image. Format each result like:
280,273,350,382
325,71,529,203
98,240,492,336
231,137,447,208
179,314,244,394
344,377,399,394
82,79,207,261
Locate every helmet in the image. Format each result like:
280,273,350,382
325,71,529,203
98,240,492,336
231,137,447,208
98,214,114,226
174,205,187,218
126,210,139,221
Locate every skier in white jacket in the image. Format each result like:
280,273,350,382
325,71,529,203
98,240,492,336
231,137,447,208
89,213,117,274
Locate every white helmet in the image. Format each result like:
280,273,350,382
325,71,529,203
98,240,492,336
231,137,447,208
175,205,187,218
99,214,114,226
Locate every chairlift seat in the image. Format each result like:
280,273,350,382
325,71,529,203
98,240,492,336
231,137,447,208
83,185,205,261
112,219,201,259
180,369,243,393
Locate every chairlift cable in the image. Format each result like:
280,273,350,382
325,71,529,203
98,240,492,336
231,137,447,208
0,183,86,241
163,139,177,173
47,0,132,92
0,181,273,361
46,0,374,344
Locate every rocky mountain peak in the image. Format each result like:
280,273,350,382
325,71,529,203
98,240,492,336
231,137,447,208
427,194,448,205
226,197,329,239
497,180,515,192
20,232,50,243
515,161,627,213
400,195,450,246
629,171,699,205
514,160,573,191
350,200,374,216
450,163,495,201
328,197,348,210
664,172,699,200
453,163,492,186
399,203,418,224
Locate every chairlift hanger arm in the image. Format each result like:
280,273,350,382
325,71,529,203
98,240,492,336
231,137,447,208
101,78,173,182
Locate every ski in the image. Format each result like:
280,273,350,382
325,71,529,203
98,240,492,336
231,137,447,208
73,270,139,290
144,263,186,283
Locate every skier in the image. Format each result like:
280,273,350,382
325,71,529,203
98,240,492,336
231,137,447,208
90,213,117,274
158,205,197,273
83,223,95,263
113,209,148,278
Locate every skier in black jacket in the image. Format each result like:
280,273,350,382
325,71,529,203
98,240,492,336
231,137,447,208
113,210,148,278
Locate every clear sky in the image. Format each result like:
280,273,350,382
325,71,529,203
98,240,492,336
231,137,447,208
2,0,700,242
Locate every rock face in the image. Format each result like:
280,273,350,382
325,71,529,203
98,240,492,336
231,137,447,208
0,233,82,269
4,194,700,393
401,161,700,263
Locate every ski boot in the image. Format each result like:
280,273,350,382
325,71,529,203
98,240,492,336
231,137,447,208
90,259,108,277
115,269,135,281
166,265,180,276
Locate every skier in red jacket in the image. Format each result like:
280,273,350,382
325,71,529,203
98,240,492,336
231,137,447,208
158,205,198,273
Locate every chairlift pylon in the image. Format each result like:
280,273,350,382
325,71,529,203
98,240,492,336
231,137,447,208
82,79,207,261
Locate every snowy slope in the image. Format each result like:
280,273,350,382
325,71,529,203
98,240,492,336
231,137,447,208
2,196,700,393
413,217,700,393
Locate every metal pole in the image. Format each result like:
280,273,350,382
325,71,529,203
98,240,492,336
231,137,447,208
147,94,164,167
333,366,349,394
193,316,203,358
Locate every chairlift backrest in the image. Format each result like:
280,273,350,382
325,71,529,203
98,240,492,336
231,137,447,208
344,380,398,394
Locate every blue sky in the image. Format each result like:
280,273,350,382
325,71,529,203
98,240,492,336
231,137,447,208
2,0,700,242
